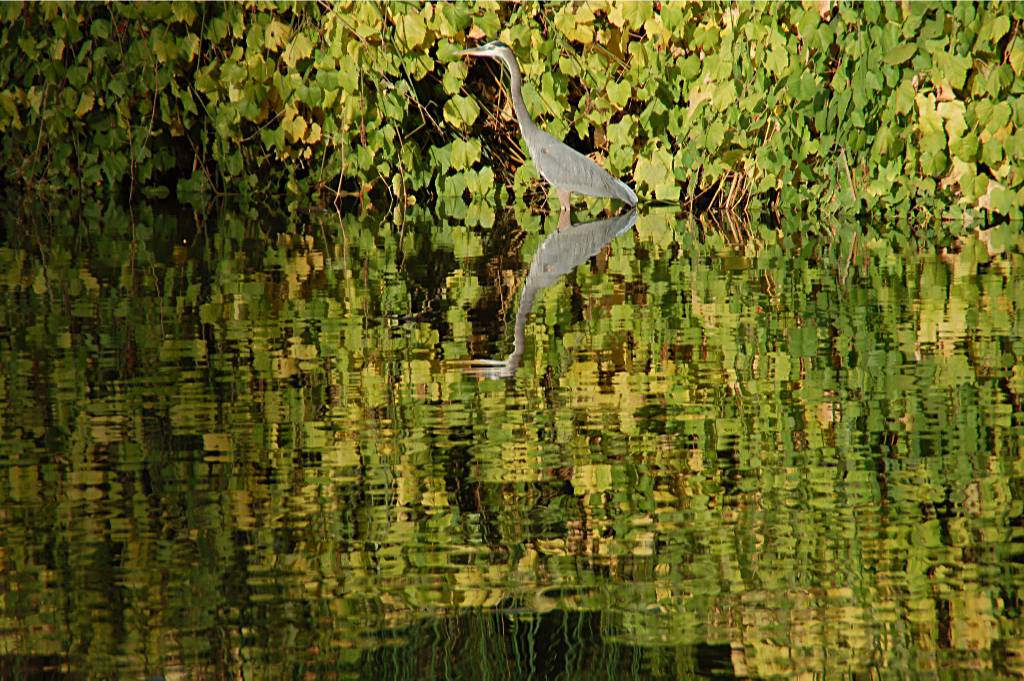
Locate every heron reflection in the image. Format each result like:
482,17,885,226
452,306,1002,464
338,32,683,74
465,207,638,379
456,41,637,214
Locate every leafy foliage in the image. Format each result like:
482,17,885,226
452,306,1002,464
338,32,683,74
1,2,1022,232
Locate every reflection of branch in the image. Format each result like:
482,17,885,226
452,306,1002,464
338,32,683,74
841,231,857,287
31,227,53,304
331,127,348,212
30,86,49,181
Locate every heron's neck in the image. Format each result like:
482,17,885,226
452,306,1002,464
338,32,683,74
501,54,539,138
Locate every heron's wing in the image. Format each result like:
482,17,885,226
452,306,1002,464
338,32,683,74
531,130,621,198
528,208,637,280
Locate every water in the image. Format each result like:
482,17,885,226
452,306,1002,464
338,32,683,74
1,204,1023,679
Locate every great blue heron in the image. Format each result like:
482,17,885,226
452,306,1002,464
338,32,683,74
456,41,638,213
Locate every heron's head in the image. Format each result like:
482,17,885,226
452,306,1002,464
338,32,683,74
456,40,515,62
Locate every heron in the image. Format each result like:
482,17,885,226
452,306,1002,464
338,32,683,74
456,41,638,214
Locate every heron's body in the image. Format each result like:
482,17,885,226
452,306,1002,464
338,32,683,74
457,41,637,211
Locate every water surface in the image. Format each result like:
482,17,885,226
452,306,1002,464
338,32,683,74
2,205,1023,679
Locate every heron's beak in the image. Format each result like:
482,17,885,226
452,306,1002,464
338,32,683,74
456,46,490,58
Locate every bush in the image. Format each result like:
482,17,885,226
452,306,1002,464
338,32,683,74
1,2,1021,226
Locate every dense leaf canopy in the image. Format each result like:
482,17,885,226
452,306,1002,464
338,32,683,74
1,2,1022,229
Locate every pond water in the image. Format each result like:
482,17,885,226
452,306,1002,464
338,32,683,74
1,204,1023,679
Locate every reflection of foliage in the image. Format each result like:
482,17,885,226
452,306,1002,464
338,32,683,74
1,204,1024,677
1,2,1022,224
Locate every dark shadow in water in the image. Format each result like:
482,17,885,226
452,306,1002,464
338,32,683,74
350,609,737,681
0,655,76,681
463,208,638,379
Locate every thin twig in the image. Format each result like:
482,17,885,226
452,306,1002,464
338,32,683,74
841,231,857,286
332,131,347,212
840,147,856,203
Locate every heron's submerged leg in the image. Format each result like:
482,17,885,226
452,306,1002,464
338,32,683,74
556,188,571,211
556,188,572,230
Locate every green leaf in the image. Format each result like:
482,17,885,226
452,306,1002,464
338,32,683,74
282,111,307,143
916,94,946,154
296,83,322,107
260,124,285,151
141,184,170,199
792,72,817,102
705,120,726,152
398,12,427,50
606,117,633,148
1010,37,1024,75
443,95,479,129
67,65,89,89
937,100,966,141
152,35,178,63
949,131,978,161
989,15,1011,45
988,101,1011,131
894,80,915,115
982,137,1003,166
442,61,467,95
441,5,472,34
607,80,631,109
621,1,654,28
933,51,971,89
634,146,677,200
883,43,917,65
873,125,896,156
554,6,594,44
0,90,20,130
171,2,197,25
75,90,95,118
474,11,500,38
981,180,1013,214
450,138,481,171
766,47,788,76
90,19,111,40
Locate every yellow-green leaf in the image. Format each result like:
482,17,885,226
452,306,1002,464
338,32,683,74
443,95,479,129
607,80,631,109
75,90,95,118
634,146,676,201
282,107,307,142
989,15,1011,44
451,138,481,171
171,2,197,26
282,33,313,69
621,1,654,29
0,91,20,130
399,13,427,50
1009,37,1024,76
978,179,1013,214
265,20,291,51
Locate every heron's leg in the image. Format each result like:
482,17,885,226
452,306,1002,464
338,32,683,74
556,188,571,230
556,208,571,231
557,188,571,211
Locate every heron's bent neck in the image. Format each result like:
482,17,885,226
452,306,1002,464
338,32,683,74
498,53,540,140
